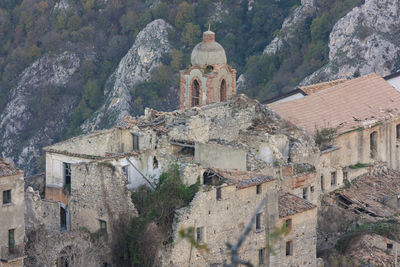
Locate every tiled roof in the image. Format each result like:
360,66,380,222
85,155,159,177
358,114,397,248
299,78,347,95
0,158,22,177
278,191,315,218
269,73,400,134
208,168,275,188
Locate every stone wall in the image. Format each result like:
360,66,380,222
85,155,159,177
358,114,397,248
69,162,137,237
159,180,279,266
279,208,317,266
0,172,24,264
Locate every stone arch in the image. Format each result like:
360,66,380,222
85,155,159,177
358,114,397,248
190,78,201,107
220,79,227,101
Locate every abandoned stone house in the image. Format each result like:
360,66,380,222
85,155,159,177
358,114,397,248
0,158,25,267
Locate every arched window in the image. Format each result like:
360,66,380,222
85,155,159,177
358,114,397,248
220,79,227,101
191,80,200,107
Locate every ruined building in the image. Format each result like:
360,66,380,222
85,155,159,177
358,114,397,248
180,30,236,109
0,158,25,267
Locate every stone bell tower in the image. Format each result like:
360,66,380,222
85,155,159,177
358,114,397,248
179,30,237,109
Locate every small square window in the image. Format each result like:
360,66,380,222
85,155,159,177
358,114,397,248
259,248,265,265
387,243,393,249
256,184,262,194
3,190,11,205
216,188,221,200
286,240,293,256
256,213,261,230
196,227,203,243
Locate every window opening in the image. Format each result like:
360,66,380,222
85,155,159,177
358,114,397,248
310,186,314,193
3,189,11,204
203,170,224,186
256,213,261,230
220,79,227,102
285,219,292,231
60,207,67,231
132,134,139,150
331,171,337,186
64,163,71,194
370,131,377,158
321,175,324,191
259,248,265,265
397,124,400,139
196,227,203,243
387,243,393,249
343,171,348,181
191,80,200,107
286,240,292,256
302,187,308,200
153,156,159,169
8,229,15,249
216,188,221,200
99,219,107,234
122,166,128,178
256,184,262,194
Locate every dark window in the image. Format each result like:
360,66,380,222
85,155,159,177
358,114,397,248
256,184,262,194
331,172,337,186
153,156,158,169
122,166,128,177
60,207,67,231
256,213,261,230
216,188,221,200
8,229,15,249
191,80,200,107
370,131,377,158
220,79,227,102
302,188,308,200
343,171,348,181
321,175,324,191
397,124,400,139
285,219,292,231
259,248,265,265
196,227,203,243
64,163,71,194
286,241,292,256
387,243,393,249
310,186,314,193
99,220,107,233
132,134,139,150
3,190,11,204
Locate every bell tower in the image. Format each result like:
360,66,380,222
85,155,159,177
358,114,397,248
179,30,236,109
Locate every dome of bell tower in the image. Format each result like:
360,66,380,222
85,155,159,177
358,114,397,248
190,31,227,66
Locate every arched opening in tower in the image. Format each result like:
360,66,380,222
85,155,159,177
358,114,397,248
191,80,200,107
220,79,227,101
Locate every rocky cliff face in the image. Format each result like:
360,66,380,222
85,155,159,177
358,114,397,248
263,0,317,55
81,19,172,132
0,51,80,175
302,0,400,85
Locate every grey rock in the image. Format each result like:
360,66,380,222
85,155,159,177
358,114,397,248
301,0,400,85
81,19,173,132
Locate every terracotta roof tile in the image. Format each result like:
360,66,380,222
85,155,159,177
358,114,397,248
278,191,316,218
0,158,22,177
269,73,400,135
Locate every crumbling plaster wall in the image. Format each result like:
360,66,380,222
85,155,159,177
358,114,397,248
159,181,280,266
279,208,317,267
46,129,121,156
69,162,137,237
0,173,24,251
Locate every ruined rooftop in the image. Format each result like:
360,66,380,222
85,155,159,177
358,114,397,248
207,168,275,189
278,191,316,218
0,158,22,177
269,73,400,135
298,78,347,95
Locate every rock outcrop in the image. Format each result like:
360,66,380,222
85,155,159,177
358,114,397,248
263,0,317,55
0,51,81,175
301,0,400,85
81,19,172,132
